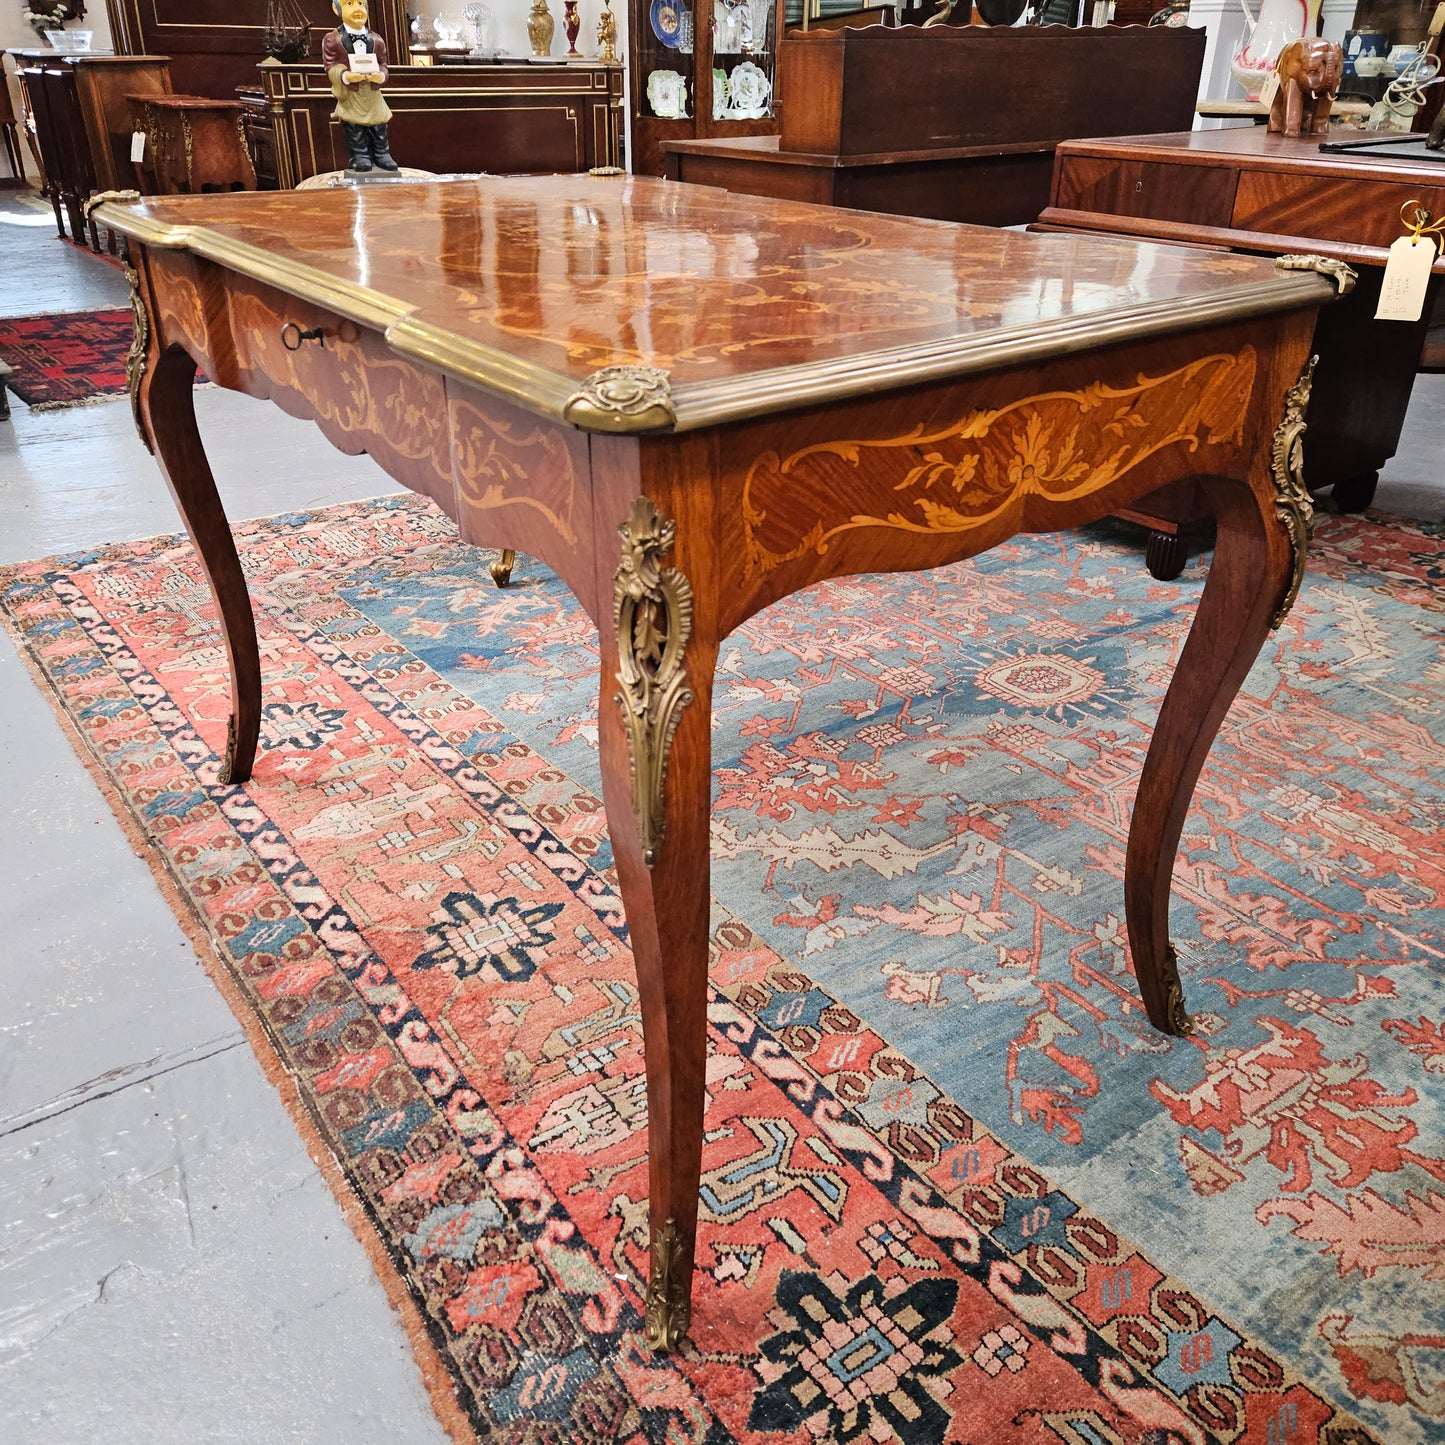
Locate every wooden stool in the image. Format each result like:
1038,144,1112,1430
128,94,256,194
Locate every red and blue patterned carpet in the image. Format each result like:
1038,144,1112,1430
3,496,1441,1444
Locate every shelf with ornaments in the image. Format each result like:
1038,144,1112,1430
630,0,783,173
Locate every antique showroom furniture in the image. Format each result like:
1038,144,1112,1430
97,174,1338,1352
1039,127,1445,577
630,0,786,176
239,59,623,188
0,357,11,420
14,50,171,246
128,94,257,195
102,0,413,101
1,53,27,186
632,0,791,176
660,24,1204,222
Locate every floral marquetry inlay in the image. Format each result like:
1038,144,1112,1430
742,350,1258,577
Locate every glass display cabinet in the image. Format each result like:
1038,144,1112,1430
630,0,786,173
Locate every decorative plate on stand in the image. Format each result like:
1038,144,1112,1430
723,59,771,118
650,0,684,46
646,68,688,117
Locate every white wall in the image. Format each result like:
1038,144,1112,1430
1188,0,1353,128
410,0,627,63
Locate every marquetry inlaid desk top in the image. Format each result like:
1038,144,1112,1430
104,174,1330,434
95,174,1340,1360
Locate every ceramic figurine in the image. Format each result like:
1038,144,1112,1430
323,0,398,173
1267,37,1342,137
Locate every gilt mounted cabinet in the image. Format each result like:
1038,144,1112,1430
630,0,785,174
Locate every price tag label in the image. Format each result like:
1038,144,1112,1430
130,130,146,163
1258,70,1280,108
1376,235,1437,322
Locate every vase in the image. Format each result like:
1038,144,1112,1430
1229,0,1323,100
527,0,556,56
564,0,580,53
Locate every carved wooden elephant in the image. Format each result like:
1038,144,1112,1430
1268,38,1344,137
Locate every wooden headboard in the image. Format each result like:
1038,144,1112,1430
103,0,412,99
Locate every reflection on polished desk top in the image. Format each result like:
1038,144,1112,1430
114,174,1325,431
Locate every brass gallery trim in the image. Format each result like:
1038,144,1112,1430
91,205,1338,437
1269,355,1317,631
614,497,693,869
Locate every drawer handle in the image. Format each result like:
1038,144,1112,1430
280,323,324,352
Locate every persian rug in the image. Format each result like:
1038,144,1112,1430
3,494,1442,1445
0,308,132,407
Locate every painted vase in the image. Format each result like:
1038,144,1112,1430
1229,0,1324,100
564,0,581,53
527,0,556,56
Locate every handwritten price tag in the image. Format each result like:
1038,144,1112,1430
1259,70,1280,108
1375,235,1436,322
130,131,146,163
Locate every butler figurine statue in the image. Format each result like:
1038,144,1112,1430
322,0,398,173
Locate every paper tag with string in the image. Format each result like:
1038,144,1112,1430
130,131,146,163
1259,69,1281,109
1376,203,1442,322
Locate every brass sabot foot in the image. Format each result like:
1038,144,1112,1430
490,549,516,588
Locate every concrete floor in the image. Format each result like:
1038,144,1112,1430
0,195,443,1445
0,189,1441,1443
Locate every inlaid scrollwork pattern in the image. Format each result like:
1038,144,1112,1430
1269,356,1317,631
643,1217,690,1353
742,351,1258,578
613,497,694,868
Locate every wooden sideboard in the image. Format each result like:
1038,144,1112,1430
240,60,624,188
662,24,1204,226
1039,128,1445,576
13,50,172,245
103,0,411,101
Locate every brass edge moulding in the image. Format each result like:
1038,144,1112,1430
90,206,413,335
1274,253,1358,296
1268,355,1317,631
643,1218,691,1353
386,316,581,423
664,273,1337,434
613,496,694,868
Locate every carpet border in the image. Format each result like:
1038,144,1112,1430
0,599,479,1445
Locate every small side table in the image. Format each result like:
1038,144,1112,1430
0,53,26,187
129,94,256,195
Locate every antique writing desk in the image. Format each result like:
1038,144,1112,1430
1040,128,1445,575
97,177,1336,1350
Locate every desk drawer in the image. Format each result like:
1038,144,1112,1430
1232,171,1445,250
1053,157,1238,228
